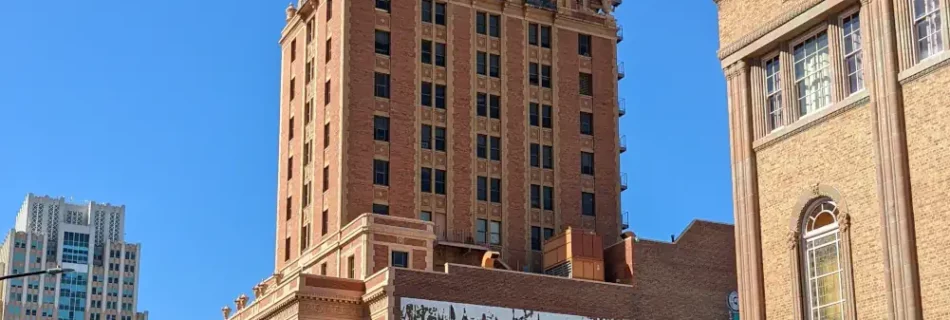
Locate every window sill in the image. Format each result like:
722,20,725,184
753,91,870,151
899,50,950,84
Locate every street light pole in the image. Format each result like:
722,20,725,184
0,267,74,281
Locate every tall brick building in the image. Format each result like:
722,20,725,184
218,1,738,319
716,0,950,318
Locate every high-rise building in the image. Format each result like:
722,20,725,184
0,194,147,320
717,0,950,318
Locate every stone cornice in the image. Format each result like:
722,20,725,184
717,0,824,60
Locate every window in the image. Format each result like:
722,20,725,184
578,34,592,56
421,82,433,106
914,0,944,61
489,54,501,78
291,39,297,61
842,13,864,95
375,72,391,98
579,72,593,96
347,255,355,278
289,117,295,140
541,105,552,128
376,30,391,55
490,136,501,161
376,0,390,12
544,227,555,240
530,143,540,167
434,127,446,151
322,210,328,235
477,176,488,201
477,134,488,159
476,12,487,35
303,182,312,207
531,185,541,208
582,192,595,216
325,80,331,104
421,124,433,149
529,23,539,46
476,219,487,243
306,60,313,83
421,211,432,221
286,198,293,220
374,160,389,186
422,0,433,23
529,63,540,85
421,167,433,193
326,38,332,62
477,52,488,75
489,94,500,119
801,200,846,320
435,169,446,194
531,227,542,251
300,224,310,251
324,123,331,147
305,100,313,124
287,156,294,180
435,84,447,109
373,203,389,215
543,186,554,210
530,103,540,126
289,77,296,100
581,152,595,175
326,0,333,20
489,14,501,37
764,56,783,131
580,112,593,134
435,2,447,25
435,43,447,67
489,220,502,244
391,251,409,268
321,262,328,275
284,237,291,261
374,116,390,141
793,32,831,116
542,145,553,169
490,178,501,203
323,166,330,191
540,26,551,48
541,65,552,88
477,93,488,116
422,40,433,64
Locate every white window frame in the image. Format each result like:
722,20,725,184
790,25,833,118
839,8,865,96
801,201,845,320
912,0,945,62
762,53,784,132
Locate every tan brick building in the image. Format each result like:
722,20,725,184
716,0,950,318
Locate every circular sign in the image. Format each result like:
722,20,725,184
728,291,739,311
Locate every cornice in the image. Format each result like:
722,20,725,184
717,0,824,60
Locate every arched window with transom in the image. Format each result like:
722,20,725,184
801,200,845,320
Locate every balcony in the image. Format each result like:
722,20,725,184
618,98,626,117
621,211,629,230
619,135,627,153
617,25,624,43
617,62,625,80
525,0,557,10
436,228,488,250
620,172,628,191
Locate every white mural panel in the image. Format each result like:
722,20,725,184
400,297,609,320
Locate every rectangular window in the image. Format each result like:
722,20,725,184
305,60,312,83
476,219,487,243
321,262,327,275
580,112,593,135
323,166,330,191
531,185,541,208
421,211,432,221
435,43,447,67
477,93,488,116
375,30,391,55
326,38,332,62
373,203,389,215
421,124,432,149
842,12,864,95
530,143,540,167
529,63,540,85
435,169,446,194
914,0,944,61
421,82,433,106
374,116,390,141
489,54,501,78
541,105,552,128
489,14,501,37
307,20,315,43
793,32,831,116
374,72,390,98
421,167,433,193
490,178,501,203
435,84,447,109
477,134,488,159
489,220,502,244
543,186,554,210
347,255,355,278
391,251,409,268
764,56,783,131
476,12,487,35
579,72,593,96
287,156,294,180
477,176,488,201
324,123,330,147
540,26,551,48
289,77,296,100
322,210,328,235
435,127,447,151
303,182,312,207
326,0,333,20
300,224,310,251
489,94,500,119
477,52,488,75
325,80,331,105
291,39,297,61
581,152,595,175
582,192,596,216
421,40,433,64
376,0,391,12
284,237,291,261
531,226,542,251
374,159,389,186
541,65,552,88
490,136,501,161
305,100,313,124
578,34,592,56
289,117,295,140
422,0,433,23
529,103,539,126
542,146,553,169
435,2,447,25
529,23,539,46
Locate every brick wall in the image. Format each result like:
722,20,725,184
503,15,529,271
716,0,808,47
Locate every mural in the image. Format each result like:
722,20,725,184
399,298,610,320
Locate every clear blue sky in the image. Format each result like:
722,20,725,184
0,1,729,318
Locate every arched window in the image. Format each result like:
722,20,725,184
801,200,845,320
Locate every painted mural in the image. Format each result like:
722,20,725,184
399,298,610,320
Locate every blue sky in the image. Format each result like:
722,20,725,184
0,0,729,318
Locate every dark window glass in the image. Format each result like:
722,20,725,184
489,220,501,244
374,160,389,186
581,152,595,175
580,72,593,96
421,167,433,193
490,178,501,203
376,0,391,12
578,34,592,56
580,112,594,135
421,40,433,64
582,192,596,216
435,169,446,194
325,80,331,105
421,124,432,149
324,123,330,148
476,12,487,35
287,156,294,180
489,136,501,161
326,0,333,20
291,40,297,61
528,23,539,46
543,228,554,240
435,43,447,67
421,82,432,106
476,134,488,159
323,166,329,191
531,227,542,251
322,210,328,235
530,143,540,167
374,116,390,141
435,127,446,151
391,251,408,267
290,78,296,100
529,63,539,86
543,186,554,210
529,103,540,126
477,93,488,116
373,203,389,215
435,84,446,109
489,95,500,119
540,26,551,48
530,185,541,209
489,54,501,78
542,145,553,169
421,211,432,221
375,30,390,55
488,14,500,37
477,177,488,201
541,65,552,88
435,2,447,25
286,197,293,220
422,0,433,22
289,117,295,140
477,52,487,75
476,219,487,243
541,105,552,128
374,72,390,98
